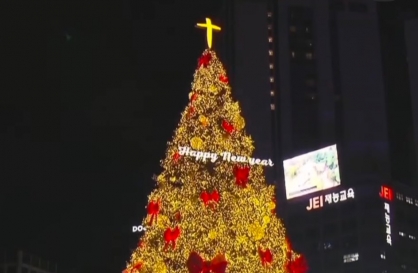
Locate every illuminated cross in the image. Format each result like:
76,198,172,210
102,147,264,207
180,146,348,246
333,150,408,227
196,18,221,49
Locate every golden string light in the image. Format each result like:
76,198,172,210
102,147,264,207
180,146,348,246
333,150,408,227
125,49,302,273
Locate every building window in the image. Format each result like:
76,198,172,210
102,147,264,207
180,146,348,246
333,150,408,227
268,24,272,30
415,199,418,206
289,26,297,32
409,235,416,240
343,253,359,263
406,197,413,204
291,51,295,58
396,193,404,200
270,104,275,110
269,64,274,69
268,37,273,42
270,91,274,96
267,12,272,17
381,251,386,259
270,77,274,83
269,50,273,56
399,231,406,237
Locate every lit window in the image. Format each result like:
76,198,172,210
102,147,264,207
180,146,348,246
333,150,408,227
343,253,359,263
406,197,413,204
306,27,310,33
268,37,273,42
267,12,272,17
269,50,273,56
269,64,274,69
270,104,275,110
396,193,403,200
306,52,313,60
399,231,406,237
409,235,416,240
289,26,297,32
291,51,295,58
268,25,272,30
270,91,274,96
380,251,386,259
270,77,274,83
415,199,418,206
401,265,407,269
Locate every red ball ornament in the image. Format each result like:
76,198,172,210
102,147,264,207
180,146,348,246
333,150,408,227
287,255,308,273
222,120,234,134
187,252,228,273
259,247,273,266
233,165,250,187
219,75,228,83
198,53,212,68
164,226,181,250
191,93,198,102
173,152,181,162
188,106,196,117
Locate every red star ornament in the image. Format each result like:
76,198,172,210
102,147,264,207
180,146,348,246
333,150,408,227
198,52,212,68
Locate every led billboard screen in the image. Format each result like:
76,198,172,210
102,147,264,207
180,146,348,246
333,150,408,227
284,144,341,200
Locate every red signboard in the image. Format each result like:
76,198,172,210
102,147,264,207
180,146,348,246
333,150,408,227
380,186,393,201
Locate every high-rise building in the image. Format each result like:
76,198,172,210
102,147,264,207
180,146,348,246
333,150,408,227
0,250,58,273
405,17,418,181
218,0,418,272
219,0,391,187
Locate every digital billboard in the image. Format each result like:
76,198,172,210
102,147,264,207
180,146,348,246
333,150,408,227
284,144,340,200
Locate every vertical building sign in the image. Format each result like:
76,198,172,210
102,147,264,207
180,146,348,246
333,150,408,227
380,186,393,246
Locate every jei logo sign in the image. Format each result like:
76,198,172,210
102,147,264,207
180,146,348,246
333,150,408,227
380,186,393,246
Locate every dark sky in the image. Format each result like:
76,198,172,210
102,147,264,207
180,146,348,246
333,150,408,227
0,0,417,273
0,0,221,272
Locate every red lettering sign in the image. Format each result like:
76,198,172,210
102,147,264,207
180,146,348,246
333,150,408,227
380,186,393,201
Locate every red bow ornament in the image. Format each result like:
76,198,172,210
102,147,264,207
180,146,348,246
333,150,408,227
198,53,212,68
200,190,220,207
287,255,308,273
164,226,181,250
258,247,273,266
187,252,228,273
147,199,161,225
233,165,250,187
222,120,234,134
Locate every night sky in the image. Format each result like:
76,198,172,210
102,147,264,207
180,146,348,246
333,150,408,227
1,0,417,273
1,0,221,272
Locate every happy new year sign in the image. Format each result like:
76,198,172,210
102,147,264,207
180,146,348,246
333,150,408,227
178,146,274,166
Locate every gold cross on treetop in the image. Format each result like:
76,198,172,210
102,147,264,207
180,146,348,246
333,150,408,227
196,18,221,49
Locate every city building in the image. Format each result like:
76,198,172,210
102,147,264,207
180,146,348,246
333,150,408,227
282,182,418,273
218,0,392,186
404,18,418,180
0,250,58,273
218,0,418,272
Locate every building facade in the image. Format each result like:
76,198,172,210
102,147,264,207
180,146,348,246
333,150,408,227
218,0,418,272
0,250,58,273
219,0,391,189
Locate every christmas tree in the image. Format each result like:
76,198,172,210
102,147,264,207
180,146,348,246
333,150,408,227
124,18,308,273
